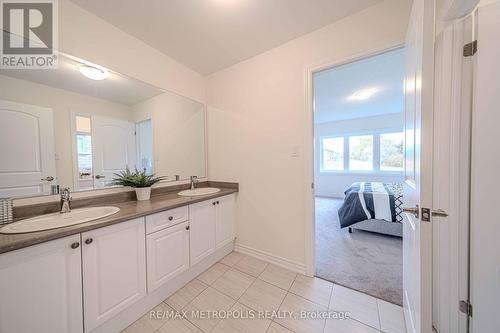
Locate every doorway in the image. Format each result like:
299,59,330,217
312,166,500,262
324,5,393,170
312,47,405,305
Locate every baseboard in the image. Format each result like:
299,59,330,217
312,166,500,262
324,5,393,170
234,243,306,275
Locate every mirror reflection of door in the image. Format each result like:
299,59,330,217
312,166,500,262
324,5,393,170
92,116,137,189
74,115,138,190
0,100,56,197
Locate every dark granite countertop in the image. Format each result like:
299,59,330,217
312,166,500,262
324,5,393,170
0,185,238,255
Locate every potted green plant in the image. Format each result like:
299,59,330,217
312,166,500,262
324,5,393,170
113,167,166,201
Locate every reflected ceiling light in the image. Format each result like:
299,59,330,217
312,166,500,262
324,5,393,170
78,65,108,80
211,0,240,6
351,88,376,101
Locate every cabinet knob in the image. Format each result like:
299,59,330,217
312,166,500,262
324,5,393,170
212,202,216,206
168,216,174,221
70,242,80,249
216,201,220,205
85,238,93,245
185,225,190,230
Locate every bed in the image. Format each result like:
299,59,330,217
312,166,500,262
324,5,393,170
338,182,403,237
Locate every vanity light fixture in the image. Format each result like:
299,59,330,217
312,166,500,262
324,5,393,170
78,65,109,81
351,88,376,101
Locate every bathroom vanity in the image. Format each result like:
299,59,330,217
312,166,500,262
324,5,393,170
0,37,228,333
0,185,237,333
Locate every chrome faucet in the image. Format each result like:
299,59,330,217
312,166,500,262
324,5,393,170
190,176,199,190
60,188,72,214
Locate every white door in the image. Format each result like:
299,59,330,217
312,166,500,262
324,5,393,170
0,100,56,197
402,0,435,332
215,194,236,249
0,235,83,333
189,200,216,265
146,221,190,292
92,116,136,188
432,13,474,333
470,2,500,332
82,218,146,333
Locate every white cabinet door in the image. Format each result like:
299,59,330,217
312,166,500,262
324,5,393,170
146,221,190,292
0,99,56,197
215,194,236,249
92,116,136,188
0,235,83,333
82,218,146,332
189,199,216,265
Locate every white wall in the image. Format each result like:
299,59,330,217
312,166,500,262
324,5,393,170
314,113,403,198
206,0,412,267
59,0,205,103
132,93,206,180
0,75,132,191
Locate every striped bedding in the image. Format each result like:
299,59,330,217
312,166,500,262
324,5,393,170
338,182,403,229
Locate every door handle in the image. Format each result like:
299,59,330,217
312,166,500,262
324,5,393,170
431,209,449,217
403,204,419,218
94,175,106,179
41,176,54,181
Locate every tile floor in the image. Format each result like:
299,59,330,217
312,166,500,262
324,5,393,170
122,252,406,333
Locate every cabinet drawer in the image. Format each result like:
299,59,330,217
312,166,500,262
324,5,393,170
146,206,189,234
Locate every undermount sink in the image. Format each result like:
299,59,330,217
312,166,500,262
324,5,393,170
178,187,221,197
0,206,120,234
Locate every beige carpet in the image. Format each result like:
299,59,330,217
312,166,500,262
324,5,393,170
315,197,403,305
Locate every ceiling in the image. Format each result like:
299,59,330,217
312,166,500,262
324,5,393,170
313,48,405,124
0,53,163,106
69,0,382,75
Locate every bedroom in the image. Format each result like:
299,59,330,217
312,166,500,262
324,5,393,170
313,47,405,306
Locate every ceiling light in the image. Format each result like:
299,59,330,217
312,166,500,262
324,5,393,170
351,89,376,101
78,65,108,80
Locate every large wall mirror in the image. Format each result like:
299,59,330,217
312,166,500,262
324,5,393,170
0,53,206,198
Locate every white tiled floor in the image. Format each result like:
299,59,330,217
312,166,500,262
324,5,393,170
122,252,406,333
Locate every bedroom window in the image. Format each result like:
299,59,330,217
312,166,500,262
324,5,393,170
349,135,373,171
322,137,344,171
319,131,403,173
380,132,404,171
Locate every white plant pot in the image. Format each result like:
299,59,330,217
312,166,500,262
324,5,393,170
135,187,151,201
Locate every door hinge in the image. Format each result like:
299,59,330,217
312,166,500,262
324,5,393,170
311,182,314,189
459,300,473,317
463,40,477,57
